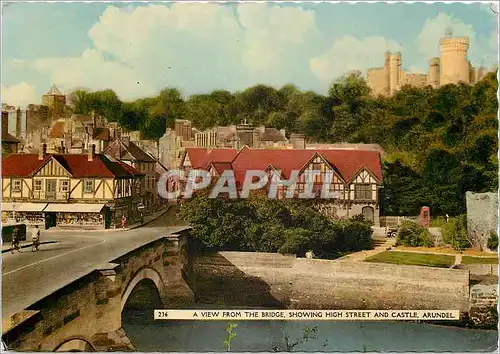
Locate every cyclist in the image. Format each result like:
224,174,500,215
32,225,40,252
11,228,21,253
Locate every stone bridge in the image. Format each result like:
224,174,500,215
2,229,195,352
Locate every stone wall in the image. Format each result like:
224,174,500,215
466,191,498,250
469,282,498,327
2,233,195,352
192,251,470,311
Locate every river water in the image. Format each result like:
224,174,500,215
122,312,498,352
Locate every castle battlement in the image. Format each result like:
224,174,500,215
367,34,491,96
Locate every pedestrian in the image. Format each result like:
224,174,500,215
11,227,21,253
121,215,127,229
32,225,40,252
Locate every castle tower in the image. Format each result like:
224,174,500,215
439,29,470,85
42,84,66,118
427,57,440,87
384,51,391,95
389,52,402,95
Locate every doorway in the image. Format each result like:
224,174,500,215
362,206,375,223
44,212,57,229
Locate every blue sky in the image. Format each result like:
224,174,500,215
1,1,498,107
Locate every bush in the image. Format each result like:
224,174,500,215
441,214,470,251
336,220,374,252
419,229,434,247
396,220,432,247
487,230,498,251
278,228,313,256
179,194,374,258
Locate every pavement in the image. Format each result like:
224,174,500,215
2,240,58,253
1,206,190,321
335,236,397,262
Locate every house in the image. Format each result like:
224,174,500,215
179,147,238,173
2,112,20,155
179,146,383,225
1,144,144,229
104,137,157,214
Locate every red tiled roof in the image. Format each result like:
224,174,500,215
209,162,233,175
2,153,144,178
184,148,238,169
228,147,382,185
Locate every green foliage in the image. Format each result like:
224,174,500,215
441,214,470,251
487,230,498,251
396,220,433,247
223,322,238,352
69,70,497,216
178,194,373,258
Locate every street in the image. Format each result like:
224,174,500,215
2,210,189,320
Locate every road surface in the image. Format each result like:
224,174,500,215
2,210,189,320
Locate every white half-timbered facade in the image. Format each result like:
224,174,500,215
2,146,144,229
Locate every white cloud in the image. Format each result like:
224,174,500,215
310,36,402,83
28,3,320,100
1,82,39,108
32,49,150,100
417,13,479,63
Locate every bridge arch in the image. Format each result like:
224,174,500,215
53,337,95,352
121,266,165,312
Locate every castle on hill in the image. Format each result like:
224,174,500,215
367,30,496,96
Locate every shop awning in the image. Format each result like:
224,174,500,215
2,202,48,212
44,203,105,213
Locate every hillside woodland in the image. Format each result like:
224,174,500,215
69,71,498,216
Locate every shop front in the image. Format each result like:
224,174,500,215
1,202,47,228
43,203,106,229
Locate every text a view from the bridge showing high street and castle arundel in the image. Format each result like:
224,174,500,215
1,2,499,353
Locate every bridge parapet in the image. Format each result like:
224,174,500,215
2,228,195,352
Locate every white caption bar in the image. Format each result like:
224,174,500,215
154,310,460,321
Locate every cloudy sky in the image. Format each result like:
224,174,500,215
2,1,498,107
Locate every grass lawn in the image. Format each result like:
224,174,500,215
461,256,498,265
365,251,455,268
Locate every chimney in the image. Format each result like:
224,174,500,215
39,143,47,160
88,144,96,161
64,132,72,153
60,140,65,154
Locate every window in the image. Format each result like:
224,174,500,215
34,180,42,191
117,181,123,197
60,180,70,193
12,179,22,192
84,180,94,193
354,184,372,200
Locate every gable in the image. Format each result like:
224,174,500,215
351,168,380,184
33,156,72,177
299,153,344,184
